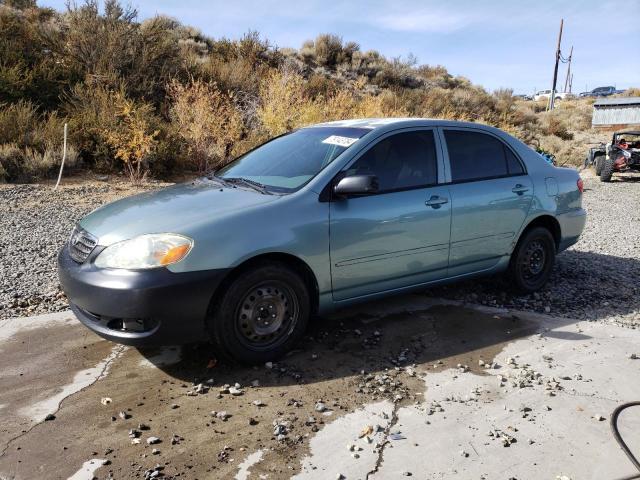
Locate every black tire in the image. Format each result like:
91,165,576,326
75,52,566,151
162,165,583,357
600,156,615,182
207,262,310,364
509,227,556,294
594,155,604,176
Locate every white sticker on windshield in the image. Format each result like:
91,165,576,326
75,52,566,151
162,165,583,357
322,135,359,147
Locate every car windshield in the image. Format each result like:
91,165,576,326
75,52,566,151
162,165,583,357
215,126,371,193
616,134,640,142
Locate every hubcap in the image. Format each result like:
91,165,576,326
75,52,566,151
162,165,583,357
520,239,547,280
235,281,298,349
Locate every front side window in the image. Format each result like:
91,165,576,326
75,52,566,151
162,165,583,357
444,130,523,182
346,130,438,192
216,127,371,193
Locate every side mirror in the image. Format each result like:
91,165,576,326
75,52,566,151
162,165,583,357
333,174,379,197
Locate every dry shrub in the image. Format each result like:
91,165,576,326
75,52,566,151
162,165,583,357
0,141,79,182
620,87,640,97
539,112,573,140
538,135,584,166
553,100,592,131
0,143,21,181
104,93,159,184
0,100,78,181
304,73,340,100
353,89,409,118
204,55,267,96
257,70,324,136
64,82,121,169
168,78,243,172
506,101,540,144
0,99,39,146
258,69,410,137
299,40,315,63
313,34,343,67
420,87,487,121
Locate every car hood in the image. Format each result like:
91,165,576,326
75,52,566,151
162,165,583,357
79,179,280,245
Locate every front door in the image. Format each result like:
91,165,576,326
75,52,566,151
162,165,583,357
329,129,451,301
442,128,534,276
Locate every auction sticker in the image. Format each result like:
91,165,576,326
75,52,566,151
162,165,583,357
322,135,359,147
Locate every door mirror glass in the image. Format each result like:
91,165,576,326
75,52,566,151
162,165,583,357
334,174,379,196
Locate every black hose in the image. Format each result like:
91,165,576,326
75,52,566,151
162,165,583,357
611,402,640,480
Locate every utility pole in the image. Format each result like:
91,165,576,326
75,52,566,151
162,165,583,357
563,45,573,93
569,73,573,94
548,18,563,111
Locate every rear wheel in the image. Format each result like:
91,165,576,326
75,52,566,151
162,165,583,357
207,262,310,364
509,227,556,294
600,156,615,182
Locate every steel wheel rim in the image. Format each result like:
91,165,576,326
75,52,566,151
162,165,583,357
234,281,299,350
520,239,547,281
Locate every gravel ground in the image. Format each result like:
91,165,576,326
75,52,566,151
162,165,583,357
0,177,165,319
431,171,640,327
1,172,639,326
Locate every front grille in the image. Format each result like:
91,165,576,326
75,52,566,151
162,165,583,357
69,226,98,263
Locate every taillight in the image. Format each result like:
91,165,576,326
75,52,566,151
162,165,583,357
577,178,584,193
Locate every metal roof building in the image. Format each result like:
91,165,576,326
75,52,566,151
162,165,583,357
592,97,640,128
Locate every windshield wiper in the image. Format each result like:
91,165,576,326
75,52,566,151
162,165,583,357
223,177,271,194
206,173,231,186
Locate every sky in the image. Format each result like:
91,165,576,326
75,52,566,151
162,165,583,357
39,0,640,94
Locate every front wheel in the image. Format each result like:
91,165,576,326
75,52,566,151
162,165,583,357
594,155,604,175
207,262,310,364
509,227,556,294
600,156,615,182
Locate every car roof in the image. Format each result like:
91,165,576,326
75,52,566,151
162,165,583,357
308,118,485,131
615,130,640,135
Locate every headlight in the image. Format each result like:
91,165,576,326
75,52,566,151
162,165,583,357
94,234,193,269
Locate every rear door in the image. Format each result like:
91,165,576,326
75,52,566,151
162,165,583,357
441,128,533,276
329,129,451,301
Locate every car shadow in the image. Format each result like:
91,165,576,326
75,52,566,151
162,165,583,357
138,249,635,387
137,297,582,388
429,249,640,322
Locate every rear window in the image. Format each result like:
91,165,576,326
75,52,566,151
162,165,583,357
445,131,509,182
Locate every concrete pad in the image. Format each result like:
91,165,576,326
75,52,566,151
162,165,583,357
67,459,107,480
305,317,640,480
235,449,264,480
1,300,639,480
293,401,393,479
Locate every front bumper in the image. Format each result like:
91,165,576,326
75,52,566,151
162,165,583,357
58,246,229,345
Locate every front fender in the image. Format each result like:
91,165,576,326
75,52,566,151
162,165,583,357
168,191,333,296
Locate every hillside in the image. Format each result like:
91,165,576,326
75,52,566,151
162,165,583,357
0,0,631,183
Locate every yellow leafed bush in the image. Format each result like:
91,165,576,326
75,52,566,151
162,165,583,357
168,78,244,173
103,93,159,184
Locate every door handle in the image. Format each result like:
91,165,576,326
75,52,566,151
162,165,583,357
512,184,529,195
425,195,448,208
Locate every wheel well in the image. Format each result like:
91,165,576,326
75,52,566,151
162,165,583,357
210,253,320,315
520,215,561,251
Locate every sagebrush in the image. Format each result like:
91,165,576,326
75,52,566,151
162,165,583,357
0,0,634,182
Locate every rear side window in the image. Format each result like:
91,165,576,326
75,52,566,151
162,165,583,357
444,130,523,182
505,147,524,175
348,130,438,191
